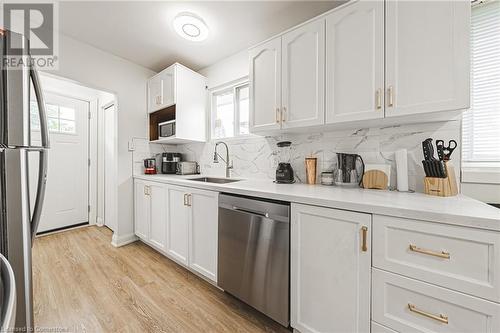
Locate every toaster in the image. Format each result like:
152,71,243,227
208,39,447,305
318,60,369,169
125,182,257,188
176,161,199,175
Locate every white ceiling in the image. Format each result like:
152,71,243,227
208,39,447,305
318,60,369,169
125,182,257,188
59,1,342,72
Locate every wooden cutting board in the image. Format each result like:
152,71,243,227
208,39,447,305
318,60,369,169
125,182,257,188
362,170,388,190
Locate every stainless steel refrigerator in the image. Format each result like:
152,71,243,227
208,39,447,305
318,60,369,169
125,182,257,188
0,29,49,329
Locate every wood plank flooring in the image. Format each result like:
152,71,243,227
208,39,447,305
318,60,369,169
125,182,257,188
33,226,290,333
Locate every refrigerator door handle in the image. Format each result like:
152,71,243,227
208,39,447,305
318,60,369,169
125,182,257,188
29,149,48,242
29,63,49,149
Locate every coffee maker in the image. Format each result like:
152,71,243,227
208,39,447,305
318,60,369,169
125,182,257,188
335,153,365,186
161,153,182,174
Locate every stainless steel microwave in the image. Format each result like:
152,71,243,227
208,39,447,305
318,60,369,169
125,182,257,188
158,120,176,138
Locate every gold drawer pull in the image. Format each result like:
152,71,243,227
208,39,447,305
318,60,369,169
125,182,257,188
408,303,448,324
409,244,450,259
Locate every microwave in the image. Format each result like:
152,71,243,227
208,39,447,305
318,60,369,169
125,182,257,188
158,120,176,138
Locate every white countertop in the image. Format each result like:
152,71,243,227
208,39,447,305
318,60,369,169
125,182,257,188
134,174,500,231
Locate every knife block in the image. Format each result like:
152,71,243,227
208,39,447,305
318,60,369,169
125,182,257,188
424,161,458,197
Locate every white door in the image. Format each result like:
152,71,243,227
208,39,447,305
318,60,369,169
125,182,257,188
166,186,189,265
291,203,371,333
188,189,218,282
31,93,89,233
282,19,325,129
149,182,167,251
249,37,282,132
385,0,470,117
325,0,384,124
134,180,149,240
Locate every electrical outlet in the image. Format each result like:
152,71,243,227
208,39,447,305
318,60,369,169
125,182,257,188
128,140,135,151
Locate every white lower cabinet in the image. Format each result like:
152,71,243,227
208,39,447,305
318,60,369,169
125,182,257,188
166,185,189,265
291,203,371,333
373,269,500,333
134,180,167,251
134,179,218,283
188,189,218,282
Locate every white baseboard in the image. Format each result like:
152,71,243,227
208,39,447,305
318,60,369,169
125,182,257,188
111,233,138,247
96,217,104,227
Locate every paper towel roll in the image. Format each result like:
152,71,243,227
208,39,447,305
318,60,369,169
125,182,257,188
396,149,409,192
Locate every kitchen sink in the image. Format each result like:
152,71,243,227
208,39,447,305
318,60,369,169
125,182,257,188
188,177,240,184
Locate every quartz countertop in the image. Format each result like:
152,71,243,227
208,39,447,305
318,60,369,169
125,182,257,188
134,174,500,231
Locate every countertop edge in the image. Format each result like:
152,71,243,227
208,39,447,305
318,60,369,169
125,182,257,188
133,175,500,232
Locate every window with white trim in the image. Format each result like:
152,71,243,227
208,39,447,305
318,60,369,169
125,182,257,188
462,0,500,163
211,82,249,139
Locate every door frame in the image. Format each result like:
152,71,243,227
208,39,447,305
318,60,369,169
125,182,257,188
38,72,118,237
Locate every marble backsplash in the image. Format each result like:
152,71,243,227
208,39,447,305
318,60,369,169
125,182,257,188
133,120,461,193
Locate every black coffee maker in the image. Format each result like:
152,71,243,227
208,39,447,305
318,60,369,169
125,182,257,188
275,141,295,184
335,153,365,186
161,153,182,174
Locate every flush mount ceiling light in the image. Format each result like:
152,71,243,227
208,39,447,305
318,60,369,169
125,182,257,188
173,12,209,42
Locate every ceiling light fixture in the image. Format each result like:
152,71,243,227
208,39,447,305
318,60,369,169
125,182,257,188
173,12,209,42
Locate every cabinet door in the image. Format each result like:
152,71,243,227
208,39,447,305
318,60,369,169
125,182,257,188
291,203,371,333
249,37,282,132
134,180,150,240
282,19,325,129
325,0,384,124
160,66,175,108
166,186,189,265
148,183,167,251
385,1,470,117
148,75,163,113
188,189,218,282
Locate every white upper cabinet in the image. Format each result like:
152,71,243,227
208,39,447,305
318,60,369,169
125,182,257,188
325,1,384,124
249,37,282,132
385,0,470,117
282,19,325,129
148,66,175,113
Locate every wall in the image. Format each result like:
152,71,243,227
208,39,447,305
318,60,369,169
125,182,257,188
176,49,461,193
45,34,155,244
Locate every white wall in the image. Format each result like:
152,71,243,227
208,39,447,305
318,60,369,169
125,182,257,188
45,34,155,243
198,50,248,89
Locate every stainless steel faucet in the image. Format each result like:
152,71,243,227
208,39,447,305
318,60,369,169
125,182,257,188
213,141,233,178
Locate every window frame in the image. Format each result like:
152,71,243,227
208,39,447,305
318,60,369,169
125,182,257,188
210,77,252,141
30,101,78,135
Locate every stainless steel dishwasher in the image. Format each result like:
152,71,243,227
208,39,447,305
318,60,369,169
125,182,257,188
218,194,290,327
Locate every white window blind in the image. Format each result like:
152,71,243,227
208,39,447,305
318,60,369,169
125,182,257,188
463,0,500,162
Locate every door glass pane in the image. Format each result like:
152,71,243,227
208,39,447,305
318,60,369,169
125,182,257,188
59,106,75,120
59,119,76,134
46,104,58,118
47,117,59,132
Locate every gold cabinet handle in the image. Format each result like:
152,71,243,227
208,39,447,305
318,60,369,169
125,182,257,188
183,193,187,206
282,106,287,122
388,86,394,107
187,194,192,207
376,88,382,109
408,304,448,324
409,244,450,259
361,226,368,252
144,185,149,196
276,107,280,123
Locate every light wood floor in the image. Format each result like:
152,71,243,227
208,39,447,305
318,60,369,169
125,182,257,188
33,226,290,333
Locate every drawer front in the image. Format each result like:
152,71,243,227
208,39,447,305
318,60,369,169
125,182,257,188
372,269,500,333
373,215,500,302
